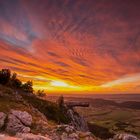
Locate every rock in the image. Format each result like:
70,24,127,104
65,125,75,133
69,133,79,139
16,133,52,140
0,112,7,129
113,133,139,140
78,131,92,138
84,137,95,140
56,125,75,134
49,132,60,140
78,131,96,140
6,114,30,134
61,132,68,140
0,134,21,140
66,108,88,131
56,125,95,140
11,110,32,126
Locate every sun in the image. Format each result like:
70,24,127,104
50,80,69,87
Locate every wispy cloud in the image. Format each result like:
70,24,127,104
0,0,140,93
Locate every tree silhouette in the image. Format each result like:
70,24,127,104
36,90,46,97
22,81,33,93
0,69,11,85
57,95,64,109
9,72,22,88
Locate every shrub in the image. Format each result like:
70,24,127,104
36,90,46,97
22,81,33,93
57,95,64,109
0,69,11,85
22,94,70,123
10,73,22,88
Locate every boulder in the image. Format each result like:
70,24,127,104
11,110,32,126
66,109,88,131
113,133,139,140
78,131,92,138
61,132,68,140
16,133,52,140
78,131,95,140
56,125,75,134
69,133,79,139
65,125,75,133
0,112,7,129
6,114,30,134
0,134,21,140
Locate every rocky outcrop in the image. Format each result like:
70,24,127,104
0,112,6,129
6,113,31,134
0,134,20,140
16,133,51,140
0,133,51,140
0,110,32,134
66,108,89,131
52,124,95,140
112,133,139,140
63,101,89,132
10,110,32,126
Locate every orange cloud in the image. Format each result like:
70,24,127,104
0,0,140,93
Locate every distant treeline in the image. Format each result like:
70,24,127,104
0,69,33,93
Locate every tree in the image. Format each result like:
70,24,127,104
57,95,64,109
22,81,33,93
12,79,22,88
36,90,46,97
11,72,17,81
0,69,11,85
10,73,22,88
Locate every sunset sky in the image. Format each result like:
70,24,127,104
0,0,140,94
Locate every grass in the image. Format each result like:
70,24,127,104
76,103,140,139
21,93,70,124
0,85,70,135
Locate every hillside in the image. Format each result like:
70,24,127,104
0,69,139,140
0,84,97,140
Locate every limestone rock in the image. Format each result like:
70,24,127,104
6,114,30,134
69,133,79,139
11,110,32,126
57,125,75,133
0,134,21,140
65,125,75,133
78,131,92,138
61,132,68,140
0,112,7,129
16,133,52,140
66,108,88,131
113,133,139,140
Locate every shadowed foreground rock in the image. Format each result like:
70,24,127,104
0,112,6,129
112,133,139,140
0,134,51,140
64,101,89,131
6,110,32,134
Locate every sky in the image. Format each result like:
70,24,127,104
0,0,140,94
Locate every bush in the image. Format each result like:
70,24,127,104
22,94,70,123
22,81,33,93
57,95,64,109
36,90,46,97
10,73,22,88
0,69,11,85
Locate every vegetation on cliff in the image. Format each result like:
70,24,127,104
0,69,69,124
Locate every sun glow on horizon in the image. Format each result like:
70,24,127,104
50,80,69,87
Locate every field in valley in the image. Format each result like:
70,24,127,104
47,94,140,139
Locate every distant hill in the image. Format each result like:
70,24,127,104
91,98,140,109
